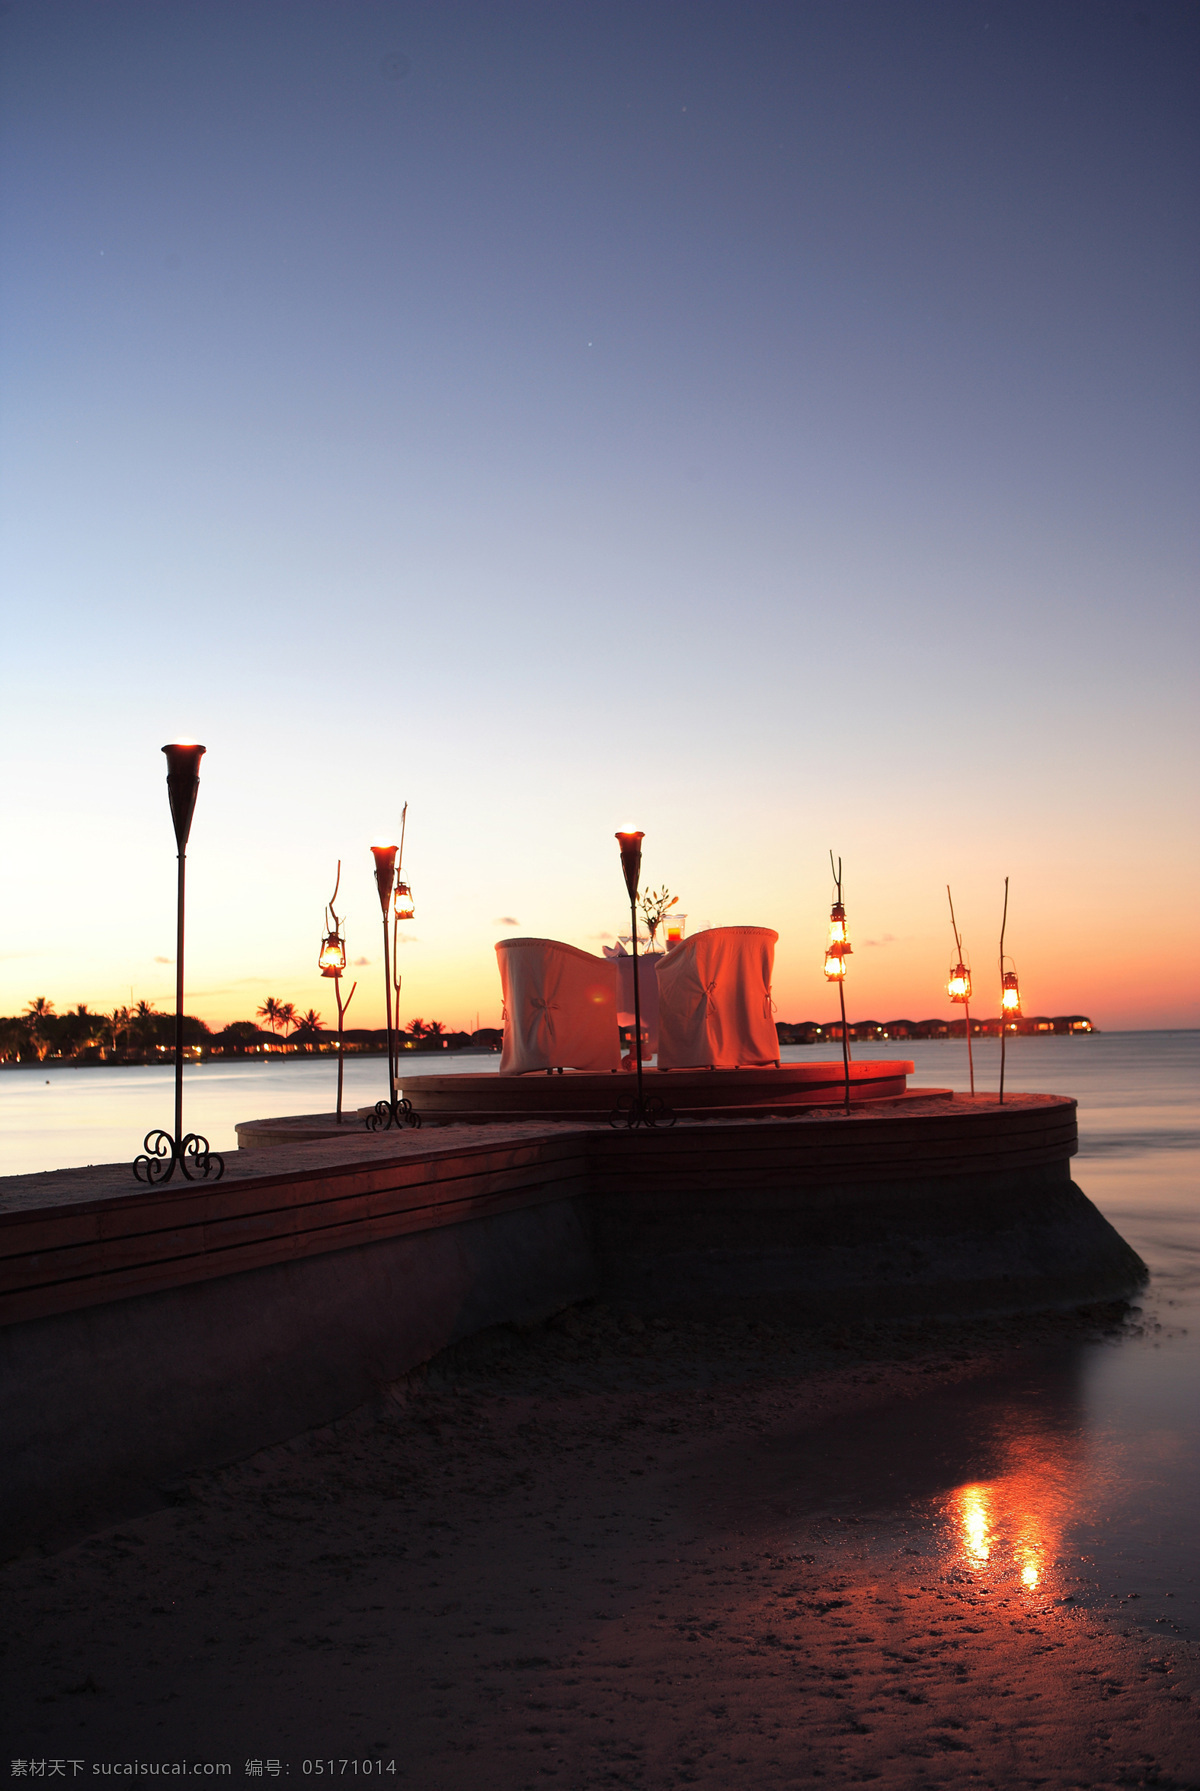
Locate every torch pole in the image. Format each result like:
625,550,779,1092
134,743,222,1184
609,830,672,1131
173,844,186,1146
366,843,418,1132
964,999,975,1096
999,876,1009,1106
382,914,396,1104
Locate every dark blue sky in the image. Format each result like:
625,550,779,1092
2,1,1197,1025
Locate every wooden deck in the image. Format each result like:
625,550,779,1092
1,1094,1077,1329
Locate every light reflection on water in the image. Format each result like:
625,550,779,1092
950,1446,1070,1593
914,1326,1200,1633
933,1400,1087,1605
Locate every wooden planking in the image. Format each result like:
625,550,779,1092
0,1133,586,1261
599,1102,1076,1152
2,1151,590,1294
0,1170,592,1328
590,1120,1080,1173
588,1105,1077,1190
593,1145,1077,1200
591,1146,1078,1190
4,1147,584,1266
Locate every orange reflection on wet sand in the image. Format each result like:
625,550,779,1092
949,1427,1081,1595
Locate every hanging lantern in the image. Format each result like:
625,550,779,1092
947,961,972,1003
393,879,415,922
1001,968,1021,1020
823,947,846,981
823,900,851,980
319,929,346,978
827,902,849,950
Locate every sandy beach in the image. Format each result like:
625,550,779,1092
3,1300,1197,1787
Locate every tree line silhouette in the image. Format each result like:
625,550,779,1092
0,996,462,1064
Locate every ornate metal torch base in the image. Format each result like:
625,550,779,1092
608,1091,676,1130
133,1129,226,1184
366,1097,422,1132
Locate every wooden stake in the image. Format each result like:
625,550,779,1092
999,876,1010,1105
947,885,975,1097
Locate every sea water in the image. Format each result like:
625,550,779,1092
2,1031,1197,1636
784,1030,1200,1641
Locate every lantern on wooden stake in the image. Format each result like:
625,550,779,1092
825,854,853,1111
393,880,415,922
824,897,851,982
320,862,356,1120
1001,969,1021,1020
319,928,346,978
998,876,1018,1104
946,885,975,1097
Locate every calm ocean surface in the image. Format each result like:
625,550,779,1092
2,1031,1197,1637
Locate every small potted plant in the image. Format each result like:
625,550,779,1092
638,886,678,952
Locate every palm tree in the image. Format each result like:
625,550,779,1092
298,1008,323,1033
65,1004,103,1057
407,1017,428,1040
24,996,56,1062
131,1000,161,1052
257,996,284,1036
108,1006,130,1055
277,1001,297,1038
426,1019,445,1037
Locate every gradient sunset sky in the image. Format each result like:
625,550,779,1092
2,1,1196,1034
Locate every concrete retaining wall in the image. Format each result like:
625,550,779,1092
1,1195,593,1551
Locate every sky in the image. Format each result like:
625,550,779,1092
1,0,1197,1035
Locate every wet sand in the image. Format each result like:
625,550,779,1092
3,1304,1198,1788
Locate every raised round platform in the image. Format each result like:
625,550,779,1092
234,1060,921,1144
222,1092,1144,1329
400,1058,918,1125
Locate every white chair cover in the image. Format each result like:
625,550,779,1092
495,938,620,1074
603,945,661,1056
654,926,780,1069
